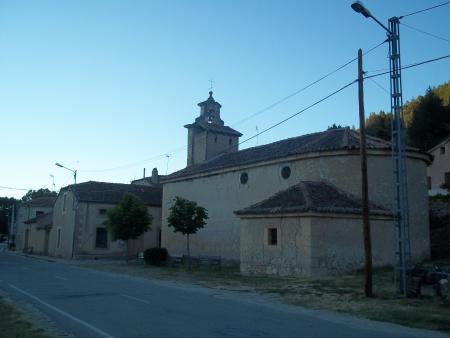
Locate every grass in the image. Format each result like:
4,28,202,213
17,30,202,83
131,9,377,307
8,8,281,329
81,261,450,333
0,296,51,338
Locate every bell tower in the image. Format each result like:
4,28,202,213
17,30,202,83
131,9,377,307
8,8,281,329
185,92,242,166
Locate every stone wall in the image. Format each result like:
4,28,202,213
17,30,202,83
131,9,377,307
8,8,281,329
162,150,430,262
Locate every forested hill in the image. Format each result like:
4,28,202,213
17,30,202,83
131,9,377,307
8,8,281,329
365,80,450,151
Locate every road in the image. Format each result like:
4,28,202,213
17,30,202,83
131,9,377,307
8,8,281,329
0,252,447,338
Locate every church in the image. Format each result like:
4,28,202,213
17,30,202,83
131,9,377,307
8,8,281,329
161,92,431,277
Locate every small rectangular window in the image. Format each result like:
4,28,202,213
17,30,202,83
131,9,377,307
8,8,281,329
63,193,67,212
99,209,107,215
268,228,278,246
445,172,450,186
36,211,44,217
57,228,62,249
95,228,108,249
440,147,445,155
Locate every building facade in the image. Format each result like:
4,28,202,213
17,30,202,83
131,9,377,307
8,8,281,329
161,93,431,276
48,181,162,259
12,197,55,252
428,137,450,195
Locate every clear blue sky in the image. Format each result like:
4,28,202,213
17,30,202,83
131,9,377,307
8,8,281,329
1,0,449,198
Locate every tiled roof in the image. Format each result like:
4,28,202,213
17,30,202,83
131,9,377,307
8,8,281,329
20,197,56,208
235,181,391,216
24,212,53,228
166,128,428,181
184,119,242,137
62,181,162,206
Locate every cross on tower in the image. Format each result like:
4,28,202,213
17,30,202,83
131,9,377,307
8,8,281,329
208,79,214,92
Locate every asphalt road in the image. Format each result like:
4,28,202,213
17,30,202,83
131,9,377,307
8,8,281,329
0,253,448,338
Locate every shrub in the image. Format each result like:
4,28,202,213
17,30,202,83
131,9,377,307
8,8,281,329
144,247,168,265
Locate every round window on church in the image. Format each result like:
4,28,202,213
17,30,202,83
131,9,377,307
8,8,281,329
281,166,291,179
240,172,248,184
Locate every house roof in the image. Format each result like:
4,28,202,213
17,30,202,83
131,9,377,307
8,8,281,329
62,181,162,206
166,127,429,181
428,136,450,153
184,119,243,137
20,197,56,208
235,181,392,216
24,212,53,228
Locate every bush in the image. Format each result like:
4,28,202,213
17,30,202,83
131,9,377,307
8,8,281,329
143,247,168,266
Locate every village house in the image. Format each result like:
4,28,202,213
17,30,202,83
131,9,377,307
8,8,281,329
12,197,55,252
23,212,53,255
428,136,450,196
161,92,432,277
48,181,162,259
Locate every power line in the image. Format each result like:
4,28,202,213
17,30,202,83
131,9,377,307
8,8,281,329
231,39,387,127
364,53,450,79
400,22,450,44
0,185,29,191
76,40,386,174
399,1,450,19
368,77,390,95
238,79,358,147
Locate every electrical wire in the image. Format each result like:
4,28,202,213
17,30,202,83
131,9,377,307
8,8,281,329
231,39,387,127
400,22,450,44
238,80,358,147
399,1,450,19
364,54,450,79
0,185,29,191
77,40,386,174
368,77,390,95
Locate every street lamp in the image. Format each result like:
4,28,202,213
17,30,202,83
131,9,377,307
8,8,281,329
55,163,77,185
55,162,77,259
351,1,411,296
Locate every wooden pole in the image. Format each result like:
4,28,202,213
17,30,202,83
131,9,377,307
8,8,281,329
358,48,373,297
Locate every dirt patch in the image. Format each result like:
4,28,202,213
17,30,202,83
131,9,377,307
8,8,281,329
0,290,74,338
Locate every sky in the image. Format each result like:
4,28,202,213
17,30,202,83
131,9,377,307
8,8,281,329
1,0,449,199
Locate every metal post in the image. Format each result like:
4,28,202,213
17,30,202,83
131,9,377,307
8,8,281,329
388,17,411,295
358,49,373,297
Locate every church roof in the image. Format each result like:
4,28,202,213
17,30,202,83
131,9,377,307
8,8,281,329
61,181,162,206
166,127,429,181
234,181,391,216
184,119,243,137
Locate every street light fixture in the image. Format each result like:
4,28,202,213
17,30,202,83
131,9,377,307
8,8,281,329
55,162,77,259
351,1,411,296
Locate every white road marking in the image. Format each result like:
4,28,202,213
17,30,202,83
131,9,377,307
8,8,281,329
54,275,67,281
8,284,115,338
120,294,151,305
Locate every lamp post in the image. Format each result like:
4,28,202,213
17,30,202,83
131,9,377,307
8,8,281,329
351,1,411,295
55,162,77,259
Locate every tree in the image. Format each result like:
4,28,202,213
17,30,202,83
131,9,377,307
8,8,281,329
167,197,208,269
365,111,392,141
21,188,57,202
0,197,17,235
408,89,450,151
103,193,152,259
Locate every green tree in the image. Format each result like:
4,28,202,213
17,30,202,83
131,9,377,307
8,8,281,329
21,188,57,202
167,197,208,269
408,89,450,151
0,197,17,235
103,193,152,259
365,111,392,141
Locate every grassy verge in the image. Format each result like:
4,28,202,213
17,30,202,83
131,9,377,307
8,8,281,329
0,296,51,338
81,261,450,333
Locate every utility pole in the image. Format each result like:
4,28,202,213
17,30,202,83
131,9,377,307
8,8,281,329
358,48,373,297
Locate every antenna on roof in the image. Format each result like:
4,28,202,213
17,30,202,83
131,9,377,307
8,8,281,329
165,154,171,175
255,126,259,146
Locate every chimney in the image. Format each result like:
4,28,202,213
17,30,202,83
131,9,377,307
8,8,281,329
143,168,146,179
151,168,159,184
